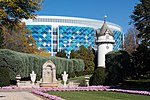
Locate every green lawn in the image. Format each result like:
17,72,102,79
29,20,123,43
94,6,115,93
47,91,150,100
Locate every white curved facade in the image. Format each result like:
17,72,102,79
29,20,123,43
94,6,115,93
23,16,123,56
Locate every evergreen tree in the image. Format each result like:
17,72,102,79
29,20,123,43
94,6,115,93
131,0,150,46
130,0,150,78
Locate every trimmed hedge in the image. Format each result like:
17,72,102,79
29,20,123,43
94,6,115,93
0,67,10,86
0,49,84,80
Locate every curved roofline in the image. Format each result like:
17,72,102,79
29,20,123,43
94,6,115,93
24,15,122,32
38,16,122,28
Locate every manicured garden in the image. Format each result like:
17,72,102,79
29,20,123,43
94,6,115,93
47,91,150,100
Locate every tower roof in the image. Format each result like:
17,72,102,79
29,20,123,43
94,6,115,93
96,21,114,37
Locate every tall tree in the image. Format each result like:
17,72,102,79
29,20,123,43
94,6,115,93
130,0,150,47
130,0,150,78
1,22,37,53
0,0,43,53
70,45,95,75
124,27,139,54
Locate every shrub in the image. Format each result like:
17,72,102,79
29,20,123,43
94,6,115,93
105,50,132,85
68,72,76,78
0,67,10,87
89,67,106,85
75,71,84,77
0,49,85,80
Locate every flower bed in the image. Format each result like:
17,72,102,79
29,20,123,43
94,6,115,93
1,85,150,99
0,86,32,90
35,85,110,92
32,89,64,100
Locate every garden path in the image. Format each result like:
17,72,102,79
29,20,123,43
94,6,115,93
0,91,43,100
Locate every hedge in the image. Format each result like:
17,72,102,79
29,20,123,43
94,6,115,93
0,67,10,86
0,49,84,80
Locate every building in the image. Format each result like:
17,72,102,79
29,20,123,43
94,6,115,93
23,16,123,56
96,20,115,68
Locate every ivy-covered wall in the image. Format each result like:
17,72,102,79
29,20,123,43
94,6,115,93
0,49,84,80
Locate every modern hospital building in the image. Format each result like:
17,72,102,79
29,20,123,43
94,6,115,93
23,16,123,56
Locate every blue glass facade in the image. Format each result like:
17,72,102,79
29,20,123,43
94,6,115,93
59,26,95,54
26,25,52,53
113,30,123,50
26,25,122,56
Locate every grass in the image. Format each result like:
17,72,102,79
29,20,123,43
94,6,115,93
69,75,92,81
47,91,150,100
115,80,150,91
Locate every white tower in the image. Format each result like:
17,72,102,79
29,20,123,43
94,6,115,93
96,19,115,68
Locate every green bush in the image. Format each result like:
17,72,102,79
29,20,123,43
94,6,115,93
0,49,85,80
68,72,76,78
89,67,106,85
105,50,132,85
75,71,84,77
0,67,10,87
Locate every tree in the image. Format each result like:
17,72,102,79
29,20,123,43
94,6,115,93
132,45,150,79
1,22,37,53
70,45,95,75
0,0,43,22
55,50,67,58
124,27,139,54
0,0,43,53
70,50,78,59
105,50,133,85
130,0,150,46
130,0,150,79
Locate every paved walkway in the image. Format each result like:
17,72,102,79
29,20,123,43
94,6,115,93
0,91,43,100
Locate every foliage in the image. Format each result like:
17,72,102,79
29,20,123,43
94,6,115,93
70,45,95,75
0,0,43,21
130,0,150,46
89,67,106,85
34,51,51,56
124,27,139,54
0,23,37,53
70,50,78,59
0,67,10,87
130,0,150,79
55,50,67,58
0,49,84,80
68,72,76,78
0,0,43,53
132,45,150,79
105,50,133,85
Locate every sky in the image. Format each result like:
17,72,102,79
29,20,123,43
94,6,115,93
37,0,139,33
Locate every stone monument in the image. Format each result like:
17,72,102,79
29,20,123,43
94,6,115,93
40,60,58,87
62,71,68,86
30,71,36,86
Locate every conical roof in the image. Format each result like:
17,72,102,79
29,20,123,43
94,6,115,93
96,21,114,37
